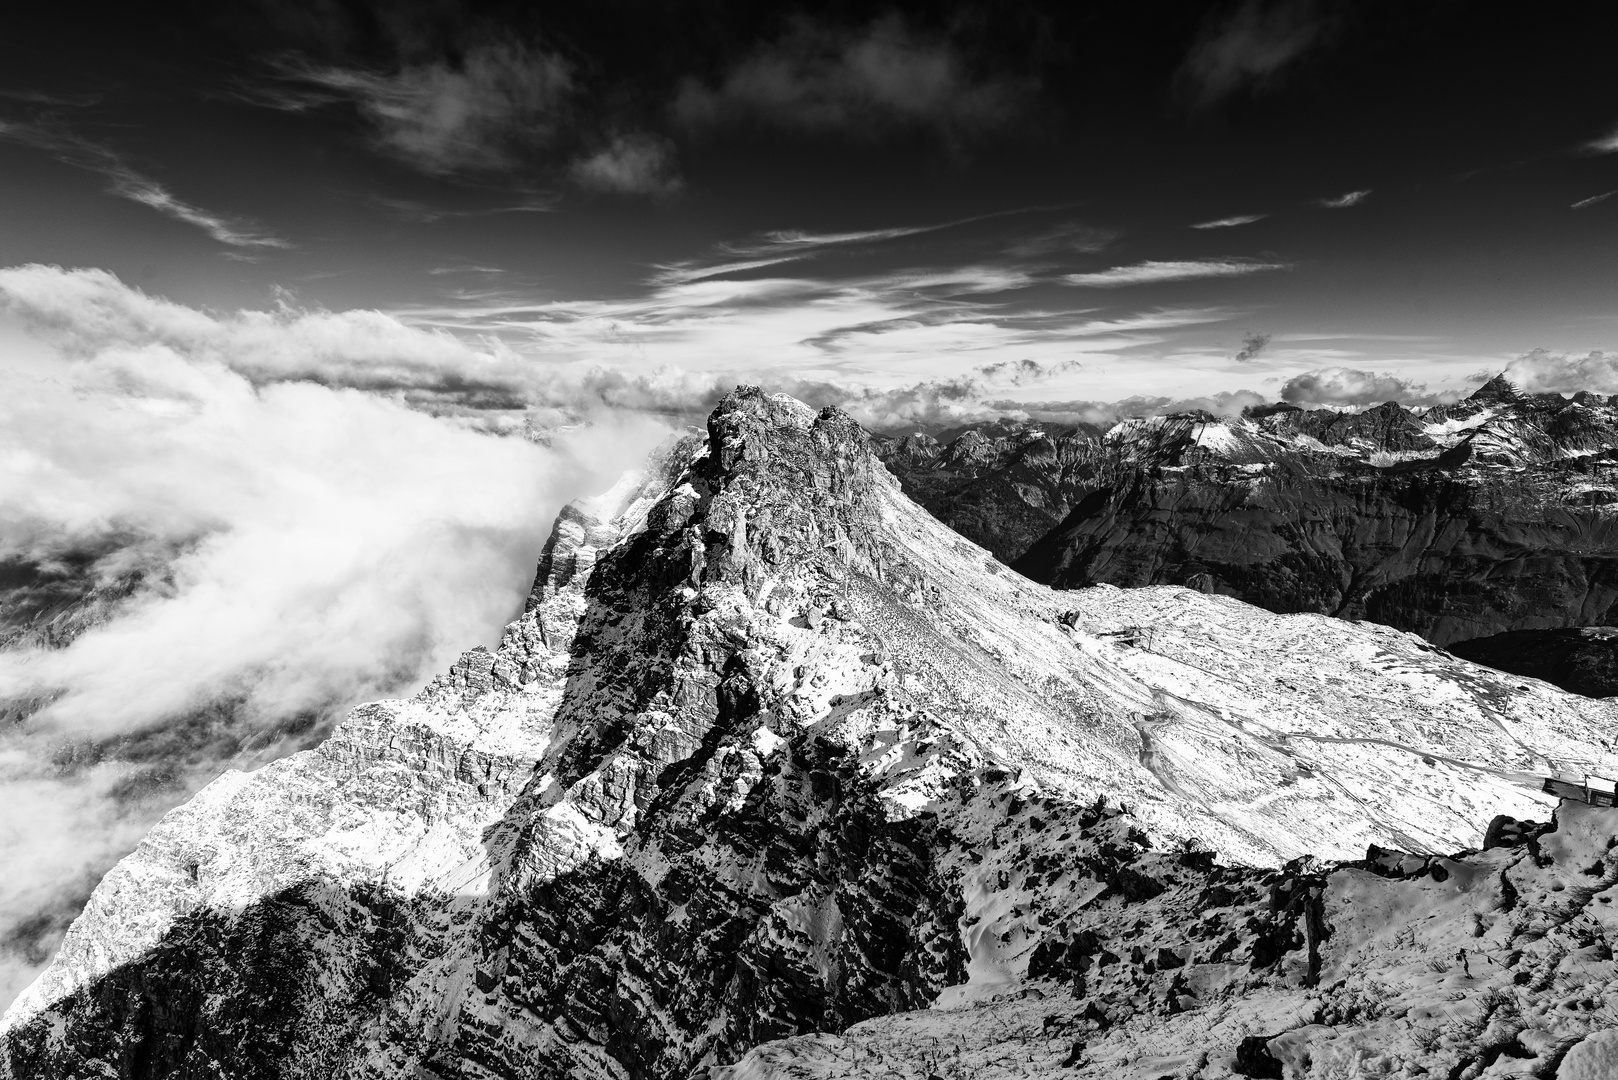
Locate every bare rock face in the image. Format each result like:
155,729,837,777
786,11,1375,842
879,383,1618,652
6,388,1618,1079
718,799,1618,1079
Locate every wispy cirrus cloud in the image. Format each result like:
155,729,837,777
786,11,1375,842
1572,190,1615,210
0,121,290,249
651,207,1080,286
426,265,507,277
0,90,101,108
1191,213,1266,229
1176,0,1337,108
648,256,809,287
265,42,689,197
1002,220,1118,259
373,195,558,223
673,14,1034,140
1582,126,1618,154
271,41,575,176
111,178,289,249
389,257,1233,400
652,206,1108,292
1318,189,1370,208
570,133,682,196
733,223,947,254
1065,258,1288,287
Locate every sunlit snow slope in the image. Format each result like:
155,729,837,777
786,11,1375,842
4,388,1616,1079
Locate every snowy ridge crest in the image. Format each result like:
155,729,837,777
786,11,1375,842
5,387,1618,1079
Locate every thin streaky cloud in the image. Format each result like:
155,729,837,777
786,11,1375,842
270,44,575,177
869,265,1036,294
1191,214,1267,229
659,229,911,283
427,265,507,276
1005,221,1117,259
719,222,946,259
110,175,291,249
659,226,939,285
374,196,558,223
757,225,941,248
660,204,1089,286
0,89,102,107
383,262,1234,381
1065,258,1288,287
649,256,809,286
719,203,1083,259
1318,189,1370,209
570,133,682,196
671,14,1033,139
1572,190,1616,210
1584,127,1618,154
0,121,290,249
1175,0,1333,109
1273,332,1440,343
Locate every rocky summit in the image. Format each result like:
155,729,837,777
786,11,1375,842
7,388,1618,1079
878,378,1618,658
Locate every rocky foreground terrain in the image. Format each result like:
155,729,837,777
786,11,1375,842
6,388,1618,1079
878,377,1618,673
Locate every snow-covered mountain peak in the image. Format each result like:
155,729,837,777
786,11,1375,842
7,388,1618,1079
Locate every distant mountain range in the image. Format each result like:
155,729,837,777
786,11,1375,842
8,389,1618,1079
878,375,1618,695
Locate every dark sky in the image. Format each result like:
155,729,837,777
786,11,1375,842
3,0,1618,414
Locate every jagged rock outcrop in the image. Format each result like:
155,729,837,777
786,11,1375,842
719,798,1618,1079
879,381,1618,653
6,388,1618,1079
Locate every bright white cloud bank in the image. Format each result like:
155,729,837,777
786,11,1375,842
0,267,670,1007
1504,349,1618,395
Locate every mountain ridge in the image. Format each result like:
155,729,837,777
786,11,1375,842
876,383,1618,656
7,387,1618,1079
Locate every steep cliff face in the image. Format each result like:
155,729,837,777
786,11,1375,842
880,380,1618,650
6,388,1618,1080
